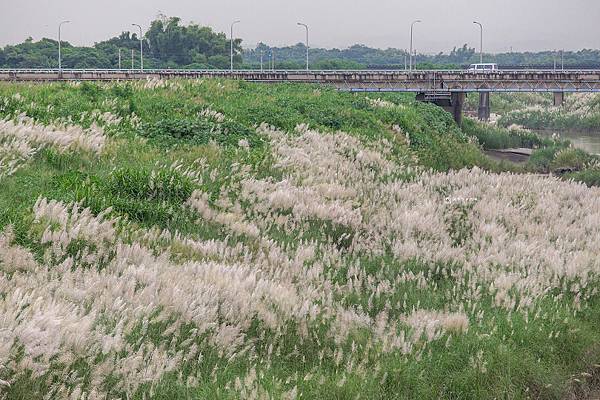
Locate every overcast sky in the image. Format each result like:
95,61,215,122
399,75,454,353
1,0,598,53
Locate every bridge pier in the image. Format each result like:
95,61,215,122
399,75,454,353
416,91,465,126
553,92,565,107
478,92,491,121
451,92,465,126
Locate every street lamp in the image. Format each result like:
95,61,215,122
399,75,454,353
473,21,483,63
409,20,421,71
297,22,309,71
132,24,143,71
58,20,70,73
230,20,241,71
260,49,264,72
272,49,275,71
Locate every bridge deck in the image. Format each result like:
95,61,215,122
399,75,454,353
1,69,600,93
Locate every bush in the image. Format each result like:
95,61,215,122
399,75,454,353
462,119,547,150
79,82,102,101
566,169,600,187
527,147,559,173
110,83,134,100
550,148,592,172
139,118,261,148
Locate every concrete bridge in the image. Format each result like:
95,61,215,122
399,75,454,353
2,68,600,125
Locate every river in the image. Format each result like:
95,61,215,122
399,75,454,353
534,129,600,155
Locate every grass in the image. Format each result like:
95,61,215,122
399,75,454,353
462,118,551,150
1,80,600,399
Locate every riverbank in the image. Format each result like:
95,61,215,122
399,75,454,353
1,81,600,399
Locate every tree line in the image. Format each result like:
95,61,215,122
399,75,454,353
1,16,599,69
0,16,242,69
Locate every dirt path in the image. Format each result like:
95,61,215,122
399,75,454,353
484,149,531,164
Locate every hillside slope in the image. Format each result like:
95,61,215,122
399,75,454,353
1,80,600,399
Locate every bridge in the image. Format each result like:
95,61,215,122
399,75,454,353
2,68,600,124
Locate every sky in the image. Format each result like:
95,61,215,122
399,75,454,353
1,0,599,53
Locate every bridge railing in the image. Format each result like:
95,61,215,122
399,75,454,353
2,68,600,74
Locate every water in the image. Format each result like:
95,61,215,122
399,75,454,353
534,130,600,155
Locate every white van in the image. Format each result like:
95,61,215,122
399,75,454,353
468,63,498,72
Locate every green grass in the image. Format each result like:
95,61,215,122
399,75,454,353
462,118,551,150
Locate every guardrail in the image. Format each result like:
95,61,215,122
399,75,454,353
2,68,600,93
2,68,600,74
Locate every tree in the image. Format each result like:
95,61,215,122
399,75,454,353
145,17,242,66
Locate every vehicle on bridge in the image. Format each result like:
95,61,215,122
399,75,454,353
467,63,498,72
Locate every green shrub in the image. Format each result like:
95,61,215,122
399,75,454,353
550,148,592,172
139,118,261,148
566,169,600,187
527,147,559,173
462,119,547,150
110,83,134,100
79,82,102,101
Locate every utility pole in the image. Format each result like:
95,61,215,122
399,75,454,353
561,50,564,71
132,24,143,71
409,20,421,71
230,20,241,71
131,49,134,70
118,48,122,69
58,20,70,73
297,22,309,70
473,21,483,63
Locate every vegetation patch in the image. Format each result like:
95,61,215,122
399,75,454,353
2,80,600,399
139,117,261,148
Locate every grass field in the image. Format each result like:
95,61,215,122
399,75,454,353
1,79,600,399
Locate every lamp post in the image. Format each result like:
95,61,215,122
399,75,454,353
260,49,264,71
132,24,143,71
413,50,417,70
118,48,122,69
271,49,275,71
297,22,309,70
230,20,241,71
473,21,483,63
58,20,70,73
409,20,421,71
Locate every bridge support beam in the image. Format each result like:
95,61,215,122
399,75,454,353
451,92,465,126
478,92,491,121
553,92,565,107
